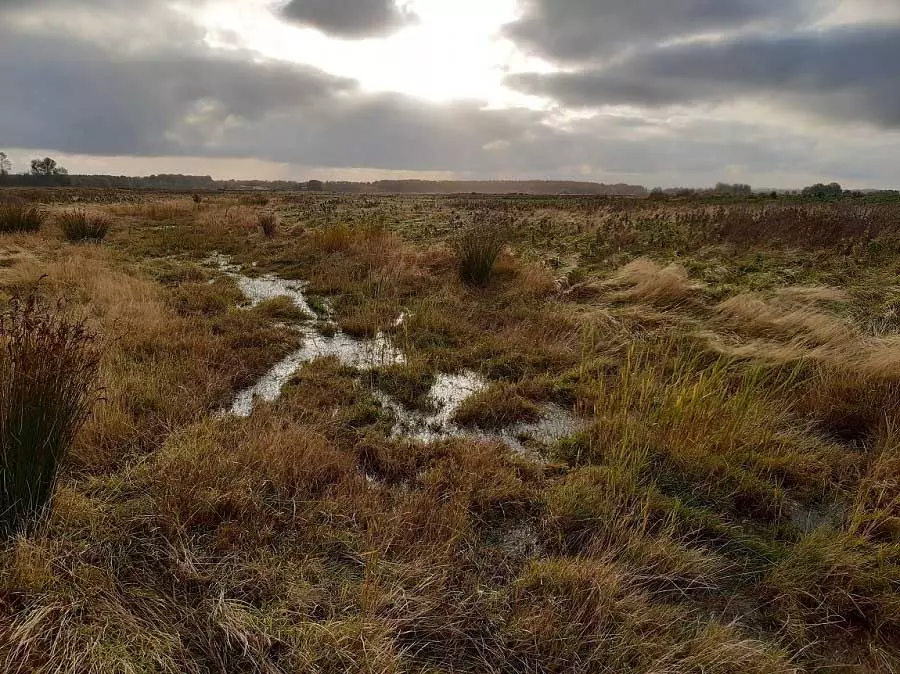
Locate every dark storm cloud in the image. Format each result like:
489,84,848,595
0,23,359,156
2,0,900,186
505,0,827,62
509,24,900,128
0,19,555,173
280,0,414,38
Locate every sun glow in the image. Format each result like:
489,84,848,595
199,0,548,106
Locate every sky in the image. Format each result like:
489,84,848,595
1,0,899,188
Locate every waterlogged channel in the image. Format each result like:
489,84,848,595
208,254,583,453
375,372,582,455
207,254,404,417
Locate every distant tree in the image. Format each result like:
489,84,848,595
0,152,10,176
307,179,324,192
801,182,843,198
30,157,68,177
714,182,753,196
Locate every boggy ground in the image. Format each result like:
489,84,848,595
1,190,899,673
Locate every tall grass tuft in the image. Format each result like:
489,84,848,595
0,298,102,538
455,217,507,287
257,211,278,238
58,209,111,242
0,202,44,234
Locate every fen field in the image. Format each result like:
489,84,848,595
1,189,899,673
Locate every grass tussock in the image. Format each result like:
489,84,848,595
558,343,840,520
312,223,356,253
455,219,507,287
0,298,101,538
58,209,111,242
3,191,900,672
716,292,852,345
257,211,278,238
452,382,541,429
0,202,44,234
109,199,195,221
609,258,703,307
508,558,796,673
767,528,900,642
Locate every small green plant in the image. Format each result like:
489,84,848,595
455,218,507,287
58,209,111,242
258,211,278,238
0,298,102,538
0,202,44,233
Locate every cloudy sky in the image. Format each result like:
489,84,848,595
1,0,898,188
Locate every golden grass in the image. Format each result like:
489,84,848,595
452,382,540,429
2,193,900,672
107,198,196,221
716,292,853,345
0,246,298,470
608,257,704,307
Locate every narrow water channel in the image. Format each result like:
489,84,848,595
208,254,582,453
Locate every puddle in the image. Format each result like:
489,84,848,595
375,371,583,456
491,522,543,560
207,254,584,452
207,253,317,317
207,254,403,417
788,502,843,535
497,404,584,455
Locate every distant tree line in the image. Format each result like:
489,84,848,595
800,182,844,198
0,154,72,186
321,180,647,196
0,161,646,195
2,154,895,199
648,181,899,200
0,155,325,191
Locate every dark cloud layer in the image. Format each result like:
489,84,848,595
1,13,834,181
509,24,900,128
505,0,827,62
1,0,899,186
0,18,553,172
280,0,414,38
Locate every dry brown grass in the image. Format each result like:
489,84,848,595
108,198,196,221
257,211,278,238
0,246,297,470
452,382,541,429
608,258,704,307
716,293,853,345
2,192,900,672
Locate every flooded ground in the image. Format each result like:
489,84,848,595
209,254,583,453
208,253,404,417
375,371,583,456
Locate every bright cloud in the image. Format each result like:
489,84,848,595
1,0,899,188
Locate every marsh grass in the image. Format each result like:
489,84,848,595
0,297,101,538
455,218,507,287
452,382,540,429
2,192,900,672
257,211,278,238
240,194,270,206
0,202,44,234
58,209,111,242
